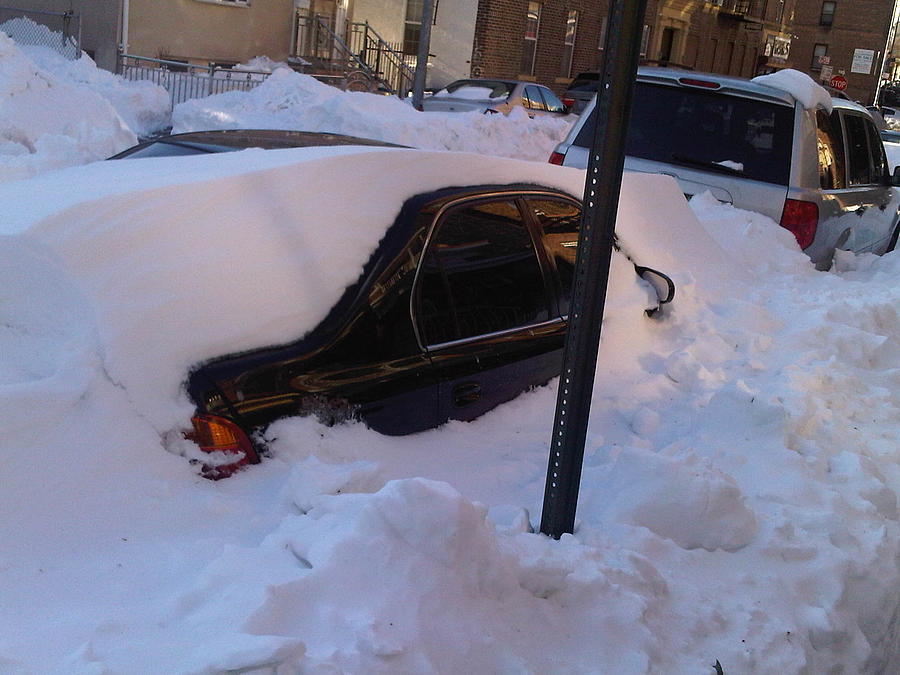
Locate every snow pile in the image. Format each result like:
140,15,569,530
173,68,572,161
16,38,171,137
0,30,167,181
753,68,833,111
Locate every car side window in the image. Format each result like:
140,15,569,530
524,86,546,111
865,118,888,181
415,199,550,346
541,87,568,114
525,197,582,316
844,113,875,185
816,109,847,189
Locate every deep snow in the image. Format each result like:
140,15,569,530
3,29,900,674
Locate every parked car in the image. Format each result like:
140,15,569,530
550,67,900,268
186,168,674,478
420,79,569,117
108,129,402,159
561,71,599,114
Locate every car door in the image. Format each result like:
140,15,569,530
413,194,564,424
816,109,899,256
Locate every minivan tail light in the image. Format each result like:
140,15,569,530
677,77,721,89
779,199,819,249
549,151,565,165
186,414,260,479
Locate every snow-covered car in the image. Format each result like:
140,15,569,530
108,129,402,159
420,79,569,117
550,67,900,268
186,162,674,478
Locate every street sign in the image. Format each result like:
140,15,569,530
818,55,831,66
820,65,833,82
851,49,874,75
830,74,848,91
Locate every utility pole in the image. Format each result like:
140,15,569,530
539,0,650,539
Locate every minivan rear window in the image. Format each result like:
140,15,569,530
574,82,794,185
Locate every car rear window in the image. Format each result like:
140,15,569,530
574,82,794,185
440,80,513,100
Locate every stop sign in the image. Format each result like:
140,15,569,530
830,75,848,91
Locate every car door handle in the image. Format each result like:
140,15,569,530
453,382,482,407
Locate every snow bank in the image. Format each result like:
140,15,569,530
752,68,833,111
0,30,168,181
173,68,572,162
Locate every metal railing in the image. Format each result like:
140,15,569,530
0,6,80,59
118,54,272,107
292,10,415,96
348,22,415,96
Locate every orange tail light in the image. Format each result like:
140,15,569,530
186,414,260,480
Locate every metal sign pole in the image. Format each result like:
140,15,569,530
539,0,650,539
411,0,434,107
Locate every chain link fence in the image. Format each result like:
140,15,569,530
0,6,81,59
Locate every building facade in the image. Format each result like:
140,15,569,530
126,0,295,67
790,0,895,103
468,0,798,93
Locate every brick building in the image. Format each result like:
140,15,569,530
790,0,895,104
469,0,798,94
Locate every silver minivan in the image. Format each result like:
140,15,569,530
550,67,900,267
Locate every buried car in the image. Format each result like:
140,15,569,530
420,79,569,117
13,147,675,479
181,160,674,478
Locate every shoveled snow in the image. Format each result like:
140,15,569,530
0,31,168,182
2,21,900,675
172,68,571,162
752,68,834,112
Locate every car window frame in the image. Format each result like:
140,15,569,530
410,190,562,351
841,110,882,187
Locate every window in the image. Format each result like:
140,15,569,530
811,44,828,71
416,200,549,345
598,16,608,50
526,198,582,315
403,0,423,55
560,10,578,78
816,109,846,189
521,2,541,76
844,114,875,185
865,118,888,181
575,82,795,185
820,1,836,26
523,85,547,111
640,24,651,57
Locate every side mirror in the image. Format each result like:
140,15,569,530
892,166,900,187
634,264,676,316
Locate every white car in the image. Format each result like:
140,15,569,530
420,79,569,117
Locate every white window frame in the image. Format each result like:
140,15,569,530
560,9,578,78
521,1,542,76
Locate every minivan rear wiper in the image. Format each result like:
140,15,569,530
670,154,745,176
